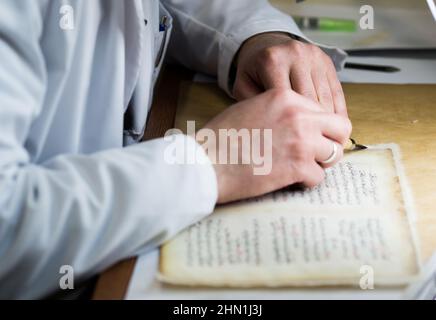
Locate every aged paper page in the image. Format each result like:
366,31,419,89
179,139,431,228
159,147,419,287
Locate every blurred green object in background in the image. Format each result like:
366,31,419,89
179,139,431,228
294,16,357,32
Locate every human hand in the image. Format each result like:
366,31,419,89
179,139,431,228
198,89,352,204
234,32,347,117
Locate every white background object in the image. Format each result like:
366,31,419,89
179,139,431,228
427,0,436,21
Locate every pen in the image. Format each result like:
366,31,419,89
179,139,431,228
159,15,168,32
345,62,400,73
344,138,367,151
155,16,169,67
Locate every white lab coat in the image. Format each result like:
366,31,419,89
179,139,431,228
0,0,345,299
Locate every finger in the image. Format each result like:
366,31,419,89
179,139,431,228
284,90,324,113
260,65,292,91
299,162,326,189
290,65,317,102
326,62,348,117
311,69,334,113
233,73,263,101
311,112,352,145
314,137,344,168
256,46,294,91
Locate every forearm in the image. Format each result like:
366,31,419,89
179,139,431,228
0,135,217,299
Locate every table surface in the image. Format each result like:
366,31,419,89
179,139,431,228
93,65,436,299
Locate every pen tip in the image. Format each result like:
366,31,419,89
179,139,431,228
347,138,368,151
354,144,368,151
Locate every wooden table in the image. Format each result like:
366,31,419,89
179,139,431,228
93,65,436,299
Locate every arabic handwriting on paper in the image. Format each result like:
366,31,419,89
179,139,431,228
183,214,390,268
253,161,381,207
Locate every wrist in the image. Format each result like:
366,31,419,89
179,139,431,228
195,130,233,204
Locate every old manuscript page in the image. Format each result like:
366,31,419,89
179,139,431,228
159,146,419,287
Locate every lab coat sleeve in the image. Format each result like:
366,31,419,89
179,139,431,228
162,0,347,96
0,1,217,299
